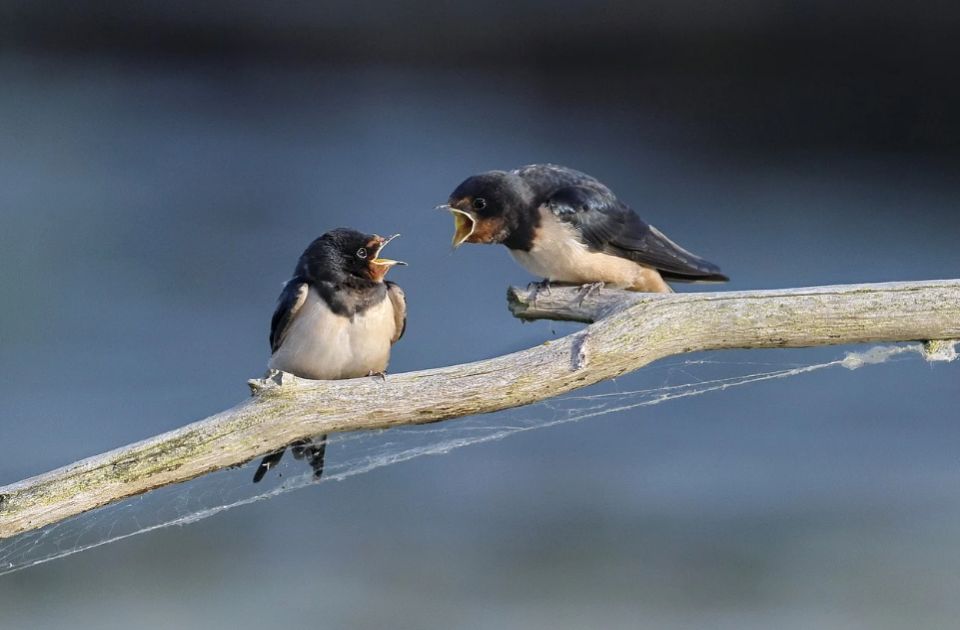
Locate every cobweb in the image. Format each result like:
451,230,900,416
0,342,955,577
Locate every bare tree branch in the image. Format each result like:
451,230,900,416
2,279,959,539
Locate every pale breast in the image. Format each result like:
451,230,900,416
268,288,397,379
508,208,671,292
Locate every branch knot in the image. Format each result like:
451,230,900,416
571,332,591,371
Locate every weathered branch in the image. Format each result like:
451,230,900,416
2,279,959,539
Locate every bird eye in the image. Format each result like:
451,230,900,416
356,247,367,259
472,197,487,210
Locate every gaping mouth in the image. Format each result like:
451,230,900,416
437,204,477,248
369,234,406,273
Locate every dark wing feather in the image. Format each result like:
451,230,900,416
256,278,312,483
269,278,309,353
386,281,407,344
546,186,728,282
515,163,607,191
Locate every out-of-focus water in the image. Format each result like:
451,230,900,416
1,55,959,629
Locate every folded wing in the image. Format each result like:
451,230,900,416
546,186,728,282
269,279,309,353
386,281,407,343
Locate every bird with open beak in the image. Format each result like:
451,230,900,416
253,228,407,483
442,163,728,293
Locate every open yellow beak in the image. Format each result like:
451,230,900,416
371,258,405,267
371,234,407,268
437,205,477,248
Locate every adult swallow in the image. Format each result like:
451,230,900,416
253,228,407,483
442,164,728,292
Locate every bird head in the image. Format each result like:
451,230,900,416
440,171,529,247
305,229,406,284
362,233,406,282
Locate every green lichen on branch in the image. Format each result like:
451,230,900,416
923,339,959,362
2,279,960,540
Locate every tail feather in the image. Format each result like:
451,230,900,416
252,448,286,483
253,435,328,483
292,436,328,479
659,270,730,283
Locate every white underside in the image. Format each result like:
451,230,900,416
268,287,397,379
509,209,671,292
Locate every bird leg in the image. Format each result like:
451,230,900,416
527,279,552,305
367,370,387,381
576,281,605,306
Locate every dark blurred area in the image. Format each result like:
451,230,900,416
2,3,959,629
3,0,959,153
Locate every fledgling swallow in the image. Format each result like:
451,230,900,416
253,228,407,483
442,163,728,292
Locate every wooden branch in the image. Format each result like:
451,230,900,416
2,279,959,539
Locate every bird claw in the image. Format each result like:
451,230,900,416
576,282,605,306
528,279,552,306
368,370,387,381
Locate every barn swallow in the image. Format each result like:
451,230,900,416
442,164,728,292
253,228,407,483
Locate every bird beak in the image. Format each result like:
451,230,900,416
437,203,476,248
370,234,407,270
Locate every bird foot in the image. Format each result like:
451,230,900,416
576,282,605,306
528,279,552,306
368,370,387,381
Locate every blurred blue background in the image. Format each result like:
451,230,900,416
1,2,959,628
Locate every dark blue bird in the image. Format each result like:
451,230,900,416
444,164,728,292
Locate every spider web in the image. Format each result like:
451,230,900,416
0,342,955,578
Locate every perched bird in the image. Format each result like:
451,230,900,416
442,164,728,293
252,228,407,483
